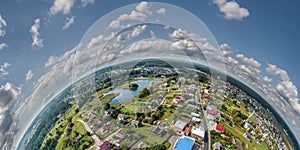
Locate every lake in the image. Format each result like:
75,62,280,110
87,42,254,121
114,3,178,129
107,80,153,104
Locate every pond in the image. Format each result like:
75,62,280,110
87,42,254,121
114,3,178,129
106,80,155,104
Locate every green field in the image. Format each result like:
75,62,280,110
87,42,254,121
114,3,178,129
122,126,170,148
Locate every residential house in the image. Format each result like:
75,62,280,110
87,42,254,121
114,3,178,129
191,126,205,140
99,125,109,135
212,142,222,150
117,113,126,121
100,141,111,150
173,119,189,134
215,124,226,133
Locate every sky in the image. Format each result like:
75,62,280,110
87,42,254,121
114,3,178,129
0,0,300,149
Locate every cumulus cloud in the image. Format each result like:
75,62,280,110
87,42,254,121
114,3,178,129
135,1,152,15
169,29,217,53
0,14,7,37
171,39,198,51
265,63,299,111
0,82,21,149
156,8,166,15
49,0,75,16
108,1,152,29
62,16,76,30
120,39,171,54
236,54,261,68
127,25,147,39
266,63,290,81
150,30,156,39
0,62,11,78
276,81,299,105
219,43,232,56
25,70,34,81
0,43,8,50
30,18,43,48
221,44,299,116
81,0,95,7
263,76,272,83
213,0,250,20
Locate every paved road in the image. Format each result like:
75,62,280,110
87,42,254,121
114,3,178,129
196,88,210,150
77,119,101,149
100,128,122,145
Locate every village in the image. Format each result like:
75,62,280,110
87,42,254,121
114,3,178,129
39,61,291,150
75,64,288,150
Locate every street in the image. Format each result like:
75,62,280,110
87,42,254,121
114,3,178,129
196,88,210,150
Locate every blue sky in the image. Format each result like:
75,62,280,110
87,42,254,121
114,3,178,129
0,0,299,89
0,0,300,149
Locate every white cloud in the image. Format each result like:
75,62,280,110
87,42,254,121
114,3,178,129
156,8,166,15
150,30,156,39
219,43,232,56
81,0,95,7
108,1,152,29
266,63,290,81
120,39,171,54
0,43,8,50
62,16,76,30
225,56,238,65
0,14,7,37
26,70,34,81
213,0,250,20
171,39,198,51
220,43,232,52
0,82,21,148
236,54,261,68
164,25,170,30
127,25,147,39
45,48,77,68
169,29,217,53
30,18,43,48
263,76,272,83
49,0,75,16
169,28,186,39
86,32,116,50
265,63,299,111
0,62,11,78
136,1,152,15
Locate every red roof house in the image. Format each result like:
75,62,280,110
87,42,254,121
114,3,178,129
184,127,190,135
215,124,226,133
100,141,111,150
207,109,217,115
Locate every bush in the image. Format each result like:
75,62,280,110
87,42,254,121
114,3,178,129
129,83,139,90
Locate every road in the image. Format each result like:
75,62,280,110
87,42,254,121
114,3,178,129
196,88,210,150
77,119,101,149
100,128,122,145
245,111,255,122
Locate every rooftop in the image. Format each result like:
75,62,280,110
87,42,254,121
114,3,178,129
191,126,205,138
174,119,189,130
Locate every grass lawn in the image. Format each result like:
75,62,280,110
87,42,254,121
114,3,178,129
122,126,170,147
165,97,173,104
41,102,79,147
159,107,175,121
248,114,257,123
220,121,268,150
220,122,254,150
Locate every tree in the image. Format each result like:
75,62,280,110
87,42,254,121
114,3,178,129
104,103,110,110
128,83,139,90
138,87,150,98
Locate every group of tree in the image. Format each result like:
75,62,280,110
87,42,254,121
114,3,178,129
26,100,72,150
137,87,150,98
128,83,139,90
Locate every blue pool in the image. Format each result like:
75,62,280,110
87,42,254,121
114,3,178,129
175,136,195,150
